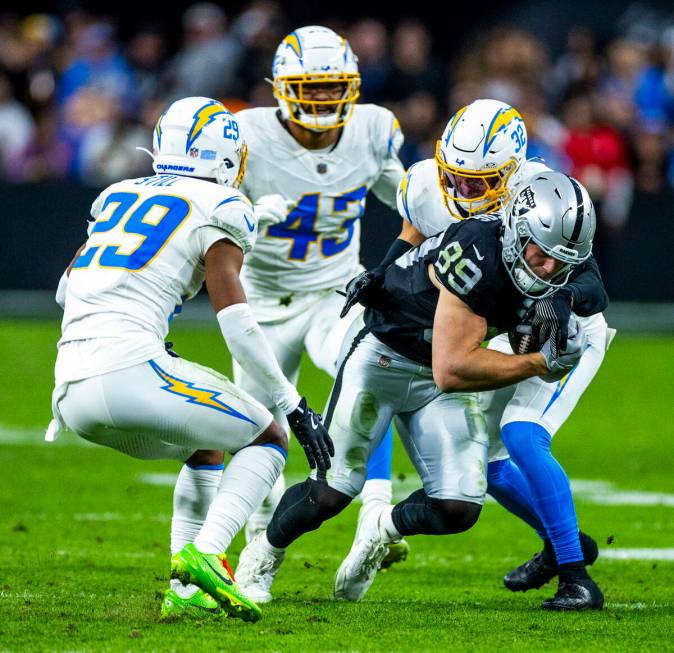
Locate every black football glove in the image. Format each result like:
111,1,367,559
339,267,385,318
526,287,574,357
286,397,335,472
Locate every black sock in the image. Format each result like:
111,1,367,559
267,479,350,548
542,538,556,565
391,489,480,536
558,561,590,584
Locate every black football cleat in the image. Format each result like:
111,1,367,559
504,532,599,592
541,576,604,611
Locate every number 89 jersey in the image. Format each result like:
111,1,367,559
57,174,257,384
365,217,525,366
236,105,404,296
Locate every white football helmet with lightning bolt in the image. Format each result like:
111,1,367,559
272,26,360,132
152,96,248,188
436,99,528,219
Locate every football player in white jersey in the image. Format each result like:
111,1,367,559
49,96,333,622
341,99,610,610
233,26,409,561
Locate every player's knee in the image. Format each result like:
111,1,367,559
186,449,225,467
315,480,352,516
267,479,351,547
252,420,288,453
501,421,551,463
429,498,482,534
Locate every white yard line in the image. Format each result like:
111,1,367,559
5,424,674,508
138,472,674,508
601,548,674,561
0,425,93,447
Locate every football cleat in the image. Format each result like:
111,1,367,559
380,539,410,571
541,576,604,611
504,532,599,592
355,504,410,572
334,505,392,601
236,532,286,604
160,586,225,621
171,543,261,622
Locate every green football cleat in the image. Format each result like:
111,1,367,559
171,543,262,622
160,587,225,621
380,539,410,571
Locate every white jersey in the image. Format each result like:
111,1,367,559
397,158,552,238
56,173,257,385
237,105,404,295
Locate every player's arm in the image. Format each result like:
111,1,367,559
370,112,405,210
340,160,425,317
57,191,107,308
431,282,547,392
340,230,419,318
523,255,608,353
204,239,334,471
566,255,608,316
55,244,86,308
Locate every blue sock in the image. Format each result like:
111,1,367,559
366,425,394,480
487,459,546,538
500,421,582,565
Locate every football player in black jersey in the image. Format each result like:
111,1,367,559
341,103,609,612
235,172,596,606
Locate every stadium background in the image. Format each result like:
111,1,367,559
1,3,673,652
1,0,674,302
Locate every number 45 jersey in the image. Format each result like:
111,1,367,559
365,216,525,367
56,174,257,385
236,105,404,296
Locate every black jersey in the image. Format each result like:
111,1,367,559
365,217,525,366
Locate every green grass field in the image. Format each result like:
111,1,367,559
1,318,673,652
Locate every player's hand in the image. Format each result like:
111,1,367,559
286,397,335,472
340,267,385,318
254,194,291,228
539,317,587,382
527,287,574,352
164,341,180,358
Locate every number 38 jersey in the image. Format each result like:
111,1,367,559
365,217,525,366
237,105,404,296
56,174,257,385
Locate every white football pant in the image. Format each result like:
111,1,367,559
56,351,273,461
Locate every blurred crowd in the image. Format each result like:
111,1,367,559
3,2,674,235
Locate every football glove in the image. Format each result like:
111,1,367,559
527,287,574,353
286,397,335,472
539,317,587,382
340,267,385,318
254,194,292,228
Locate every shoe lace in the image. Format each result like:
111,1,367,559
357,536,388,578
523,551,555,575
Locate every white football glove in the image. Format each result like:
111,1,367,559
254,194,292,228
539,317,588,382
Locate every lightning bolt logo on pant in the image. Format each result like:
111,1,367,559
149,360,257,424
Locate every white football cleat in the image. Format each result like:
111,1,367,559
355,503,410,571
236,532,285,604
334,504,393,601
244,473,286,544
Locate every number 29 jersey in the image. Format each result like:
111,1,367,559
56,174,257,385
237,105,404,296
